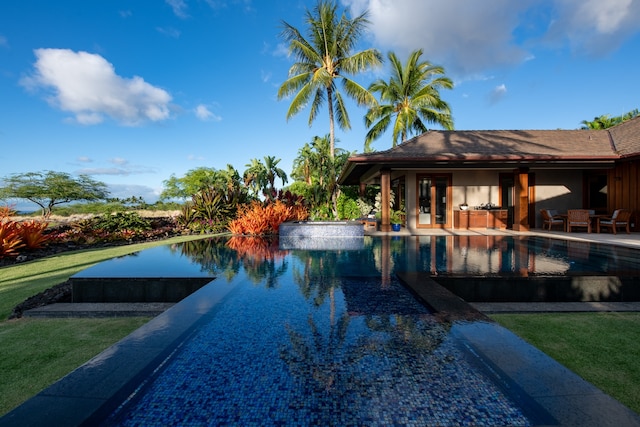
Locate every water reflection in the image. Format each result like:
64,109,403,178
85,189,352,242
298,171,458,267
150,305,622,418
172,234,639,282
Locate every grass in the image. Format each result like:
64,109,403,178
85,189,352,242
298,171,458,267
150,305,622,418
492,312,640,414
0,234,213,416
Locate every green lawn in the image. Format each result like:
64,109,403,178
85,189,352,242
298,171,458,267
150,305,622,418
492,312,640,414
0,234,211,416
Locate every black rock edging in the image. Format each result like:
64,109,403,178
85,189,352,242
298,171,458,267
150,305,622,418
9,281,72,319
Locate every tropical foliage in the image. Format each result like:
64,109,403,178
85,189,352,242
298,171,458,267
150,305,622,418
289,135,350,218
178,185,250,233
161,165,243,200
228,199,309,236
278,0,382,158
243,156,288,199
0,218,51,259
365,49,454,151
0,171,109,218
580,108,639,130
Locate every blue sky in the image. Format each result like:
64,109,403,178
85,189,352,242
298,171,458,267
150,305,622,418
1,0,639,210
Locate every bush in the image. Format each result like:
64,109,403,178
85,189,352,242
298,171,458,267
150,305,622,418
91,212,152,234
0,220,25,258
228,200,308,235
337,193,361,220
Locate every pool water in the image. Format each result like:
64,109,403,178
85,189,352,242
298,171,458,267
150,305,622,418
92,234,625,426
11,234,637,426
104,258,532,426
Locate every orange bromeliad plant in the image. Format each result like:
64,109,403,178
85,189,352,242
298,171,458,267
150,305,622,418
228,200,309,235
0,220,26,258
17,220,51,249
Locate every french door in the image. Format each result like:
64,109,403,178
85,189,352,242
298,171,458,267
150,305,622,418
416,174,452,228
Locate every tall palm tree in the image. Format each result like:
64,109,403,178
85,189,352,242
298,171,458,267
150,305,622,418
364,49,454,151
278,0,382,158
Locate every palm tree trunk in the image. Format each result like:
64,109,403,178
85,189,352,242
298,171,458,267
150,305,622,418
327,86,335,158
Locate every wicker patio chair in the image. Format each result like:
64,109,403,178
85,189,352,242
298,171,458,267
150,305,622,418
566,209,591,233
597,209,631,234
540,209,564,231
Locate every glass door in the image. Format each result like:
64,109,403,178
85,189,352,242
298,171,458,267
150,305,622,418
417,174,451,228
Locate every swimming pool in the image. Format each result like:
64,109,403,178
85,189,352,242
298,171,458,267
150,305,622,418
3,235,640,426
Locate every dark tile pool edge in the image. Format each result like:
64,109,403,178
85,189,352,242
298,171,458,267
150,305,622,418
397,271,640,426
0,278,239,427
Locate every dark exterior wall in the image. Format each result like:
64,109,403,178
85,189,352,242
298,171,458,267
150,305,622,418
608,159,640,231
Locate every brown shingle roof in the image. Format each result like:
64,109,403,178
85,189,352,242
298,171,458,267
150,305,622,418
608,116,640,157
352,129,616,162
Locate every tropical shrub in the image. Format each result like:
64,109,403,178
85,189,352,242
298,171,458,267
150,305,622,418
91,212,152,234
337,193,361,220
0,220,25,258
228,200,308,235
17,220,51,249
178,187,249,233
0,204,17,219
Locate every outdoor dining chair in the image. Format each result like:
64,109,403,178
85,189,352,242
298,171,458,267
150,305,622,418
597,209,631,234
566,209,592,233
540,209,564,231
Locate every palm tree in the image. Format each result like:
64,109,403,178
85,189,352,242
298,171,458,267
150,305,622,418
364,49,454,151
278,0,382,158
243,156,288,198
243,158,267,198
581,114,616,130
263,155,288,195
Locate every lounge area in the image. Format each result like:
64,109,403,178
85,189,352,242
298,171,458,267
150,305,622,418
540,208,631,234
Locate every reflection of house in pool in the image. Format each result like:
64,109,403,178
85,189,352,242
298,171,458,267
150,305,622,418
402,235,640,303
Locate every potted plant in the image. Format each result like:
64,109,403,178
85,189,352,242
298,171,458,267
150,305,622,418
390,210,403,232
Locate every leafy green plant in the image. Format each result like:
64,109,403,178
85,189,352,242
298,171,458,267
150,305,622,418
390,210,404,225
337,193,361,220
91,212,152,234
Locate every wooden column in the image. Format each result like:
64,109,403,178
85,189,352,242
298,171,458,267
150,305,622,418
380,169,391,232
513,168,529,231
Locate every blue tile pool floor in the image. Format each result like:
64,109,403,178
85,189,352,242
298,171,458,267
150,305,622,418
104,277,534,426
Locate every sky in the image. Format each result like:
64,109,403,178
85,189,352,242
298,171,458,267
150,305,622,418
1,0,639,210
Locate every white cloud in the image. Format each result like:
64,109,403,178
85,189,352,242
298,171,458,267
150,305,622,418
166,0,189,18
544,0,640,55
489,84,507,105
194,104,221,121
77,156,92,163
21,48,172,126
110,157,129,165
187,154,206,161
0,35,8,48
342,0,640,75
157,27,181,38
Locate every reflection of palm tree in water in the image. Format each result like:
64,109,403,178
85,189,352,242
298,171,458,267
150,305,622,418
364,314,450,359
280,314,355,393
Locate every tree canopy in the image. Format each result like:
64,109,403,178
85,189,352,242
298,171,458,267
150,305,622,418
0,171,108,217
278,0,382,158
580,109,639,130
160,165,243,200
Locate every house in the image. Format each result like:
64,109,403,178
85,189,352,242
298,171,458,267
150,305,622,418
338,116,640,232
